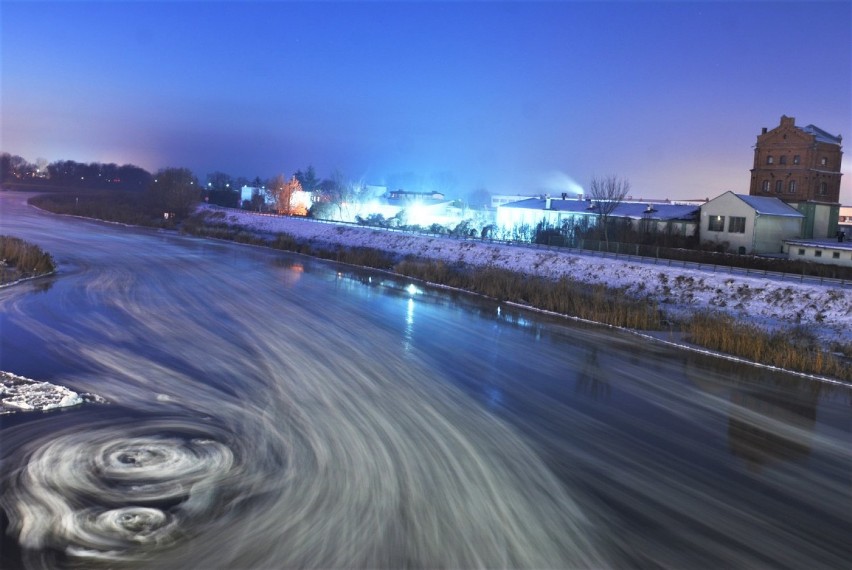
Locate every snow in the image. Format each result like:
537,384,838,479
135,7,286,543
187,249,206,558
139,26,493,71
201,206,852,345
1,371,105,415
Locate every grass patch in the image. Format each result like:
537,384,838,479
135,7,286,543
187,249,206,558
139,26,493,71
0,236,56,284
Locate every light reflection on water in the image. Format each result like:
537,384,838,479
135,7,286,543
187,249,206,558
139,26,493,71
1,193,850,569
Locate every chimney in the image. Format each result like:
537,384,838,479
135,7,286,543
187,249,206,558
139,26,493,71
545,197,552,209
561,192,567,200
761,127,767,134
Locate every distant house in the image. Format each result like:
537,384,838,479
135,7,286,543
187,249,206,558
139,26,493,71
838,205,852,231
700,192,803,254
496,196,698,237
783,236,852,268
491,194,539,209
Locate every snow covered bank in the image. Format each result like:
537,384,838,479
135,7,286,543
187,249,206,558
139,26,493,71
200,207,851,345
1,371,106,415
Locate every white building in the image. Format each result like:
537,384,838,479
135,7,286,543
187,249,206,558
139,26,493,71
783,236,852,268
699,192,803,254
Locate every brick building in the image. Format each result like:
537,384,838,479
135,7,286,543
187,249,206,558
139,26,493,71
749,115,843,237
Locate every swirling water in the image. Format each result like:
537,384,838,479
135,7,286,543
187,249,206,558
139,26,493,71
1,193,849,569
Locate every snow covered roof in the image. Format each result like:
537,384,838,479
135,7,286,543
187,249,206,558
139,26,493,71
801,124,842,145
783,237,852,251
500,198,699,221
735,194,805,217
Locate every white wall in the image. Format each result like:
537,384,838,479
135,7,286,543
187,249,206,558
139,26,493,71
785,242,852,267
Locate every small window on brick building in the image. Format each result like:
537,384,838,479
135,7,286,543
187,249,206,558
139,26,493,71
779,155,787,165
708,216,724,232
820,157,827,166
767,156,774,164
775,180,783,193
793,155,800,164
832,252,840,259
815,250,822,257
798,248,805,255
819,182,828,195
728,217,746,233
762,180,770,192
788,180,797,193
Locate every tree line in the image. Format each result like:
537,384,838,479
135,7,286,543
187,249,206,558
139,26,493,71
1,152,384,222
1,153,152,191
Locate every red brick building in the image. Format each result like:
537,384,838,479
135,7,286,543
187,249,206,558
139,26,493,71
749,115,843,203
749,116,843,238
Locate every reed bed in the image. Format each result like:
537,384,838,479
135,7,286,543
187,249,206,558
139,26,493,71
394,259,662,330
686,312,850,382
0,235,56,283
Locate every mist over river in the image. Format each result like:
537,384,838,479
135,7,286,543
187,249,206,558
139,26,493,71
1,193,849,569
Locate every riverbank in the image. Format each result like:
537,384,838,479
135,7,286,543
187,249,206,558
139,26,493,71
184,206,852,382
194,207,851,341
16,192,851,381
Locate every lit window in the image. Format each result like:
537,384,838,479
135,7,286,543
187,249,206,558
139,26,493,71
708,215,725,232
728,217,746,233
775,180,783,193
762,180,770,192
815,250,822,257
767,156,774,164
798,248,805,255
788,180,797,193
779,156,787,165
793,155,800,165
820,157,828,166
819,182,828,195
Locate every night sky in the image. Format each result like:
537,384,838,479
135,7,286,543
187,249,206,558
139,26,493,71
3,1,850,201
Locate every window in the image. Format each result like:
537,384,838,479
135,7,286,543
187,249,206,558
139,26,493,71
767,156,774,164
779,155,787,165
793,155,800,165
762,180,770,192
819,182,828,195
707,215,725,232
775,180,783,193
788,180,797,193
832,252,840,259
815,250,822,257
798,248,805,255
820,157,828,166
728,217,746,233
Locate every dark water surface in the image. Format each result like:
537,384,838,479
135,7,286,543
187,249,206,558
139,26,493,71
1,193,849,569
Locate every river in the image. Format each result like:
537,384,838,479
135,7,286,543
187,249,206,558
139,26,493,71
1,192,849,569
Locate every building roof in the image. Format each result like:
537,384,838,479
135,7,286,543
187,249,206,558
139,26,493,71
500,198,699,221
800,124,842,145
734,194,804,217
784,237,852,252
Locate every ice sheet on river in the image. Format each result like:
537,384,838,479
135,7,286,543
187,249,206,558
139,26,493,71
1,371,106,414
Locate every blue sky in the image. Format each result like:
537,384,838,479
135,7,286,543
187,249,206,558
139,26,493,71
3,1,850,201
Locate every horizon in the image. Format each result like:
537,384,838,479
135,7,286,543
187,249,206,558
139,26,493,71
2,1,850,203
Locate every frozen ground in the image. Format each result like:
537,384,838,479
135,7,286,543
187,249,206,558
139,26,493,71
201,206,852,346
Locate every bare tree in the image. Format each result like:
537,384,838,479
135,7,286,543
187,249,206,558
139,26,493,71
588,175,630,246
